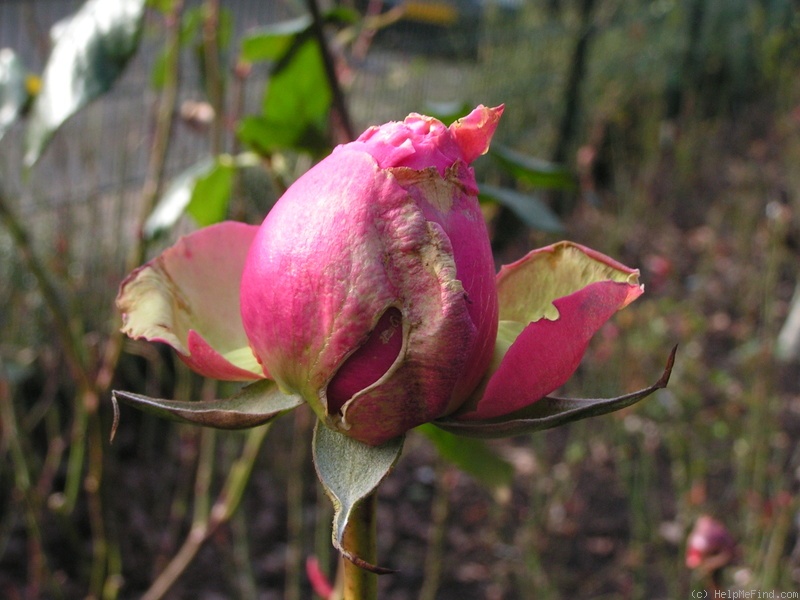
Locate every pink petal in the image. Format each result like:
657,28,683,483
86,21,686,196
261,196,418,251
463,281,641,420
117,221,264,381
241,149,478,444
448,104,504,164
455,242,643,421
326,307,403,413
348,104,503,176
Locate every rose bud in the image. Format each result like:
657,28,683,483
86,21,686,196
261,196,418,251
685,515,738,573
117,106,649,446
239,105,503,444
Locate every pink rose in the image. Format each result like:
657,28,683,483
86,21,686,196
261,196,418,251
117,106,644,445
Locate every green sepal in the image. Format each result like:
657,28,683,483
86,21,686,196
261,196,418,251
110,379,303,439
436,346,676,439
312,422,403,573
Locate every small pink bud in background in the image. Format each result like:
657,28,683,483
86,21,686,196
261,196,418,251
686,515,738,572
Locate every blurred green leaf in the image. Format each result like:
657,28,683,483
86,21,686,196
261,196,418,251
313,423,403,571
146,0,176,13
187,158,235,227
263,37,331,148
111,380,303,436
240,15,312,62
144,156,237,237
238,36,331,156
145,158,213,237
423,100,472,126
24,0,146,167
490,144,577,190
0,49,28,142
323,6,360,25
479,183,564,233
416,423,513,489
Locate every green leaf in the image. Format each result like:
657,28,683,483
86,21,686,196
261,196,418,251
323,6,360,25
238,21,332,157
479,183,564,233
240,16,312,63
24,0,146,166
313,423,403,571
435,346,677,438
187,158,235,227
265,37,332,154
110,380,303,439
416,423,513,489
0,49,29,142
144,158,213,237
490,144,577,190
144,156,235,237
146,0,177,13
423,100,472,126
237,114,327,157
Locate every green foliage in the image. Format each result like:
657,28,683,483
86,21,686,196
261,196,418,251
240,16,313,62
0,49,29,142
422,100,474,125
145,157,218,237
149,5,234,91
479,184,563,233
238,33,332,157
417,424,513,490
489,144,576,191
4,0,800,596
145,155,255,237
24,0,146,166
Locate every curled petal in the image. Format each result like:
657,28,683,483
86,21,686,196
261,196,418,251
456,242,643,421
448,104,504,164
495,241,641,323
349,104,503,176
334,218,476,445
117,221,264,381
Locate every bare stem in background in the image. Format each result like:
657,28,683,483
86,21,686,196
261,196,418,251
0,184,115,596
285,407,312,600
0,185,91,390
201,0,225,156
133,0,184,257
304,0,355,143
417,463,451,600
142,423,272,600
97,0,185,395
0,360,48,598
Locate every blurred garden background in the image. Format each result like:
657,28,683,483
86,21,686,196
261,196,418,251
1,0,800,598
